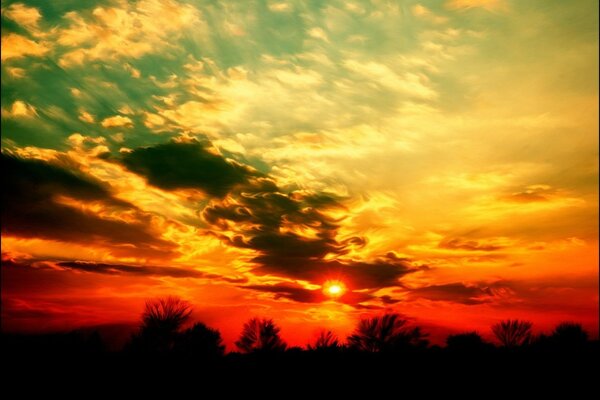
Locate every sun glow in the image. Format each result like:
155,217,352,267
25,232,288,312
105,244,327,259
323,280,346,298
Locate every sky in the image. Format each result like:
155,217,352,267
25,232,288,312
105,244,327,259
1,0,598,348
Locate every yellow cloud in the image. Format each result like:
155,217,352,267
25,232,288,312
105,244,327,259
446,0,507,11
464,193,586,223
2,3,42,33
57,0,202,66
344,59,437,99
78,111,95,124
101,115,134,128
118,105,134,115
67,133,109,157
111,133,125,143
6,67,26,79
307,27,329,42
213,139,246,154
144,112,166,129
268,2,291,12
125,64,141,78
2,237,125,264
411,4,449,24
0,33,49,61
272,68,323,88
2,101,37,118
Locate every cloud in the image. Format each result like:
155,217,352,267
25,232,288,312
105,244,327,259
155,49,443,138
56,260,202,278
6,67,26,79
404,282,511,305
243,282,323,303
101,115,133,128
55,261,246,283
1,298,65,321
57,0,202,66
156,99,234,135
121,140,257,197
143,112,166,129
307,27,329,42
268,2,291,12
1,153,176,258
2,3,43,33
242,282,394,306
502,185,555,203
78,111,95,124
1,101,38,118
204,172,421,290
343,60,437,100
445,0,507,11
438,237,506,251
250,256,415,290
124,64,141,78
0,33,49,61
411,4,449,24
118,105,134,115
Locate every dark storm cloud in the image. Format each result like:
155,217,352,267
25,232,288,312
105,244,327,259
57,261,205,278
2,255,246,283
1,153,176,257
2,152,119,204
243,283,323,303
56,261,247,283
204,176,422,294
404,282,509,305
121,140,257,197
109,138,422,298
438,238,505,251
251,257,413,289
241,282,395,306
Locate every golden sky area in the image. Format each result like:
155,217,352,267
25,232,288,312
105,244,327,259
1,0,598,348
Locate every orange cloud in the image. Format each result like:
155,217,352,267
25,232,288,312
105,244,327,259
0,33,49,61
446,0,507,11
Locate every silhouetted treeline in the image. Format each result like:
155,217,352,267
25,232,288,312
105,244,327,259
3,297,599,395
3,297,598,366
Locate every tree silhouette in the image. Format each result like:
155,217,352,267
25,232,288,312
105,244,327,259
235,317,287,353
127,296,192,354
308,330,341,351
347,313,429,352
491,319,532,348
446,331,490,352
141,296,192,332
173,322,225,359
550,322,588,349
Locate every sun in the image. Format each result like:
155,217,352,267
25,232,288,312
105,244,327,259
323,280,346,298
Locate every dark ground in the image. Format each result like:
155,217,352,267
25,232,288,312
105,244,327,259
2,332,598,396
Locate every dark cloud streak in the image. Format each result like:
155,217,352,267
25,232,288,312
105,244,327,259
242,282,398,306
1,153,176,258
403,282,510,305
121,140,256,197
204,180,417,291
56,261,247,283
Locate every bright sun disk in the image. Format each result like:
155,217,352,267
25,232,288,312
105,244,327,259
323,280,346,298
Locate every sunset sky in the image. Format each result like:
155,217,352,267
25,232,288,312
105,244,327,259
1,0,598,348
